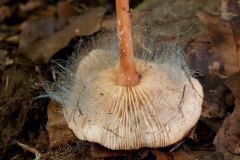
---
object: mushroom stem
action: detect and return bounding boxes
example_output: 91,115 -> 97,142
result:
116,0 -> 139,86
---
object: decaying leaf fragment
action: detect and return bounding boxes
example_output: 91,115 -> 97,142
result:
221,0 -> 240,20
21,7 -> 106,63
214,72 -> 240,158
46,100 -> 78,149
19,16 -> 55,54
198,12 -> 240,77
91,143 -> 134,158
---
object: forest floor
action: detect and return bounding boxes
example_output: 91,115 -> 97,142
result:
0,0 -> 240,159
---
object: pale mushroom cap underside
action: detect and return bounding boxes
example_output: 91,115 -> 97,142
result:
63,49 -> 203,150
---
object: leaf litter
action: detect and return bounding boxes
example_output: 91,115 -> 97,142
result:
19,6 -> 106,63
1,0 -> 240,159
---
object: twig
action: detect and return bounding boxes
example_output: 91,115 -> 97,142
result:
17,142 -> 39,155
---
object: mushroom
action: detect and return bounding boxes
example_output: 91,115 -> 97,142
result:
46,0 -> 203,150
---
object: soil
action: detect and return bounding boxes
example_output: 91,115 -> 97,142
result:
0,42 -> 48,159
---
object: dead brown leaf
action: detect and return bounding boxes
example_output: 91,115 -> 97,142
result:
213,72 -> 240,158
45,100 -> 78,150
213,101 -> 240,158
187,47 -> 228,133
91,143 -> 135,158
23,7 -> 106,63
149,149 -> 168,160
56,1 -> 79,29
226,72 -> 240,100
19,16 -> 55,54
19,1 -> 44,12
196,13 -> 240,148
221,0 -> 240,20
150,148 -> 213,160
198,12 -> 240,77
0,5 -> 11,22
203,152 -> 224,160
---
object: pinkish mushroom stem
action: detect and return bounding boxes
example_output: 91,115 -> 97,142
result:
116,0 -> 139,86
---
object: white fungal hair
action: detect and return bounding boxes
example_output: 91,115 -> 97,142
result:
44,30 -> 191,106
41,25 -> 203,150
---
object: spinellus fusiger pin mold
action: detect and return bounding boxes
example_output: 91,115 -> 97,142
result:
44,0 -> 203,150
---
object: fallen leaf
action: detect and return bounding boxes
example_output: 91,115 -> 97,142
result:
0,5 -> 11,22
45,100 -> 78,150
56,1 -> 79,29
39,4 -> 56,17
19,16 -> 55,54
19,1 -> 44,12
198,12 -> 240,77
187,48 -> 227,133
221,0 -> 240,20
91,143 -> 134,158
149,149 -> 168,160
226,72 -> 240,100
135,148 -> 149,159
150,148 -> 213,160
213,102 -> 240,158
213,72 -> 240,158
224,72 -> 240,154
23,7 -> 106,63
203,152 -> 224,160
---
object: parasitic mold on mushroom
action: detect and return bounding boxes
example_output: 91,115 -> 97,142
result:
44,0 -> 203,150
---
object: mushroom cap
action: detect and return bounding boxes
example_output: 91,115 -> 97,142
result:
63,49 -> 203,150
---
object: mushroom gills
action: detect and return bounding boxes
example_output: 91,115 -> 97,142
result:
63,49 -> 203,150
